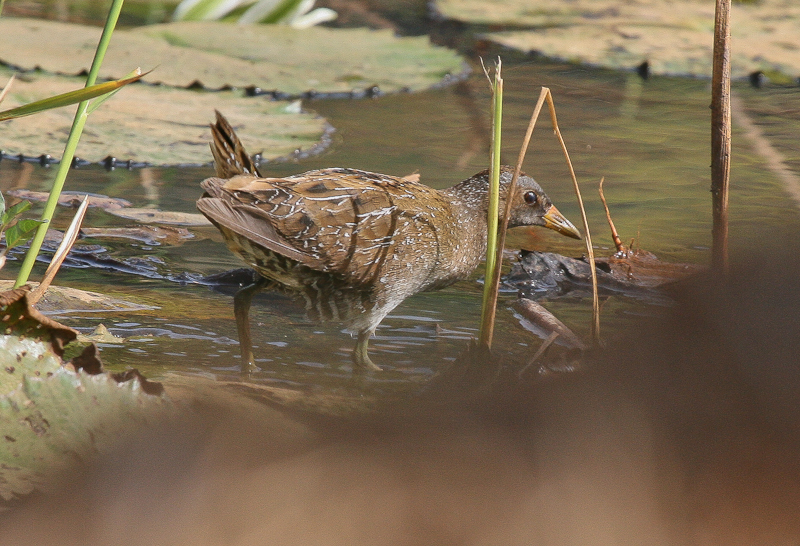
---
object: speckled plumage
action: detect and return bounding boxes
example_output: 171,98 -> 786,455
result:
197,111 -> 580,370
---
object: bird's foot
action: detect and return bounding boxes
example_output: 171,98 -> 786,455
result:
353,331 -> 382,371
355,353 -> 382,372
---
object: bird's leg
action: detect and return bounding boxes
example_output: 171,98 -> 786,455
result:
233,274 -> 269,374
352,329 -> 382,372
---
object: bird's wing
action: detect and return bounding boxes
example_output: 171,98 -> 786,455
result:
199,169 -> 445,286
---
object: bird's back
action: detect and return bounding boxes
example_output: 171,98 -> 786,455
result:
198,167 -> 472,331
200,167 -> 462,283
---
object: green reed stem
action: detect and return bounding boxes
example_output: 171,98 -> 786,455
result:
479,61 -> 503,348
14,0 -> 126,288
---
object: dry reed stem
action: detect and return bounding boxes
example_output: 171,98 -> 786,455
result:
544,89 -> 600,345
518,331 -> 560,378
483,86 -> 600,348
29,195 -> 90,304
598,177 -> 625,254
0,74 -> 14,106
711,0 -> 731,274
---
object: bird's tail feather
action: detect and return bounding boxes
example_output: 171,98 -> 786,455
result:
210,110 -> 262,179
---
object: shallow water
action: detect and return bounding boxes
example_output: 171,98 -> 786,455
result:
1,45 -> 799,390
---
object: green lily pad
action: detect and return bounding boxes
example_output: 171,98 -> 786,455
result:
0,67 -> 328,165
433,0 -> 800,79
0,335 -> 172,500
0,18 -> 466,95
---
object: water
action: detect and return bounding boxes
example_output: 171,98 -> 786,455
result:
1,31 -> 799,390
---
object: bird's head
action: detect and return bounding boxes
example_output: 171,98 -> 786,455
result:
458,166 -> 581,240
505,169 -> 581,239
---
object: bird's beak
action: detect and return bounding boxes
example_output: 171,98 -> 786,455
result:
542,205 -> 582,239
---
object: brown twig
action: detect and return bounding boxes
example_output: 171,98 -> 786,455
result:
544,90 -> 601,345
513,298 -> 587,351
0,74 -> 14,106
518,331 -> 560,378
711,0 -> 731,274
598,176 -> 626,254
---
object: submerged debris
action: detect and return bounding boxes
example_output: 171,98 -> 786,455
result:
503,249 -> 702,303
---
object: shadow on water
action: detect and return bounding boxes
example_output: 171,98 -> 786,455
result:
1,51 -> 799,389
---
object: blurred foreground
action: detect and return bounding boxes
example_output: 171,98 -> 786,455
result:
1,246 -> 799,545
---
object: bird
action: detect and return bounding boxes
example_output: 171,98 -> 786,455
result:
197,111 -> 581,371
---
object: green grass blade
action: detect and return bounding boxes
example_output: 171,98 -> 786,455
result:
0,71 -> 143,122
240,0 -> 300,23
86,69 -> 147,114
14,0 -> 127,288
479,61 -> 503,348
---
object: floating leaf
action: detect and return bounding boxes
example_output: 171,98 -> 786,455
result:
6,190 -> 211,226
433,0 -> 800,79
0,68 -> 329,165
0,18 -> 466,95
0,334 -> 173,500
0,288 -> 170,500
0,281 -> 158,314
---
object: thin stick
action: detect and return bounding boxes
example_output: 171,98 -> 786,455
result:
29,196 -> 90,304
544,89 -> 600,345
513,297 -> 587,351
711,0 -> 732,275
0,74 -> 14,106
518,331 -> 560,378
14,0 -> 125,288
478,59 -> 503,348
598,176 -> 625,253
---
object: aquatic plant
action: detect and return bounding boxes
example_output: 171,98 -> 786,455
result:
0,193 -> 41,271
0,0 -> 140,288
172,0 -> 337,28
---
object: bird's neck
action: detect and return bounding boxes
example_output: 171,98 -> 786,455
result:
440,175 -> 502,269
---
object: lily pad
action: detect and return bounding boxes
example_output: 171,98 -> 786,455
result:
80,226 -> 195,246
433,0 -> 800,79
7,189 -> 211,226
0,335 -> 172,500
0,67 -> 329,165
0,18 -> 467,95
0,281 -> 158,314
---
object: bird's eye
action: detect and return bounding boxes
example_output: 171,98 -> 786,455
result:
523,191 -> 538,205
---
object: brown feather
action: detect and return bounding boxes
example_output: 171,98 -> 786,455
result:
209,110 -> 262,179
